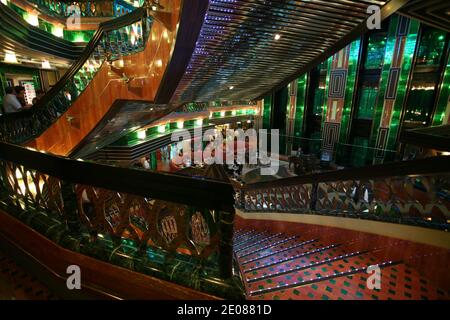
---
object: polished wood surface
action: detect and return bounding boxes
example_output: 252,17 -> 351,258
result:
0,209 -> 220,299
29,0 -> 181,156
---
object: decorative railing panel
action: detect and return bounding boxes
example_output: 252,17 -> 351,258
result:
0,8 -> 151,145
0,142 -> 243,298
26,0 -> 135,17
238,157 -> 450,231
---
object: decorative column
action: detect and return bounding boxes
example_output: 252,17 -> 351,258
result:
261,94 -> 272,130
432,50 -> 450,126
254,99 -> 264,131
292,74 -> 307,152
285,80 -> 297,155
371,16 -> 419,163
321,40 -> 361,160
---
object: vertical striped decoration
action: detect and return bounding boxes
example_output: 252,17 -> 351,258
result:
285,80 -> 298,154
321,41 -> 358,156
292,74 -> 308,151
254,99 -> 264,131
371,15 -> 419,162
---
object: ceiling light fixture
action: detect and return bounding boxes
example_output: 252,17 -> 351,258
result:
137,130 -> 146,139
25,12 -> 39,27
41,60 -> 51,69
52,25 -> 64,38
4,52 -> 18,63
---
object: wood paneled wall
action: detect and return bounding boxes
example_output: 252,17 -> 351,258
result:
29,0 -> 181,156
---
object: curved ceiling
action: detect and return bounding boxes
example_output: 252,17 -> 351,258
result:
398,0 -> 450,32
170,0 -> 409,104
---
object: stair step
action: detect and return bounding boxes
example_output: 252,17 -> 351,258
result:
235,233 -> 284,253
240,239 -> 318,269
245,243 -> 341,274
248,260 -> 398,297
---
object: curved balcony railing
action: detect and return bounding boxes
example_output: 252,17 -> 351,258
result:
0,141 -> 244,298
0,2 -> 84,60
26,0 -> 136,18
0,7 -> 152,145
175,100 -> 257,113
237,156 -> 450,231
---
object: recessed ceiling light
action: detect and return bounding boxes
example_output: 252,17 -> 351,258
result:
274,34 -> 281,40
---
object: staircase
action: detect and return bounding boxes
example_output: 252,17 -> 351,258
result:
233,228 -> 450,300
0,251 -> 56,300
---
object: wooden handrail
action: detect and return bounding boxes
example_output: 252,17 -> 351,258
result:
0,7 -> 146,121
0,141 -> 235,212
0,3 -> 84,60
243,156 -> 450,190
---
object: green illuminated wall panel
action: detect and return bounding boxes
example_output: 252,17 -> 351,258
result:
432,44 -> 450,126
292,74 -> 307,150
386,20 -> 419,151
339,39 -> 361,144
404,27 -> 447,125
370,16 -> 420,152
64,30 -> 95,43
357,86 -> 379,119
39,19 -> 53,33
319,57 -> 332,131
369,22 -> 396,148
150,152 -> 157,170
365,33 -> 387,70
262,95 -> 272,130
416,29 -> 447,66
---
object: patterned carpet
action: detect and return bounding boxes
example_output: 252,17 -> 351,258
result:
234,229 -> 450,300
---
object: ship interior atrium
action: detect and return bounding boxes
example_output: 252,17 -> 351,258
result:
0,0 -> 449,302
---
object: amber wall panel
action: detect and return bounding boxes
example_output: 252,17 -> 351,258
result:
30,0 -> 181,156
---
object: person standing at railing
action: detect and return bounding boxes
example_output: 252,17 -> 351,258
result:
14,86 -> 27,107
2,87 -> 23,114
32,89 -> 45,106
